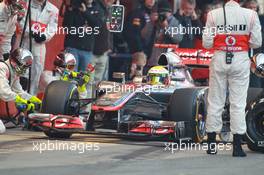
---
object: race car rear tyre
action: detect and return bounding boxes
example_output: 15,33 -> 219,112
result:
218,87 -> 262,143
41,80 -> 79,115
44,131 -> 72,139
247,88 -> 263,106
246,97 -> 264,153
168,88 -> 207,143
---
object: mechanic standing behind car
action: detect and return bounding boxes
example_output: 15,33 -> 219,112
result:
0,0 -> 23,61
17,0 -> 58,96
203,0 -> 262,157
0,48 -> 42,133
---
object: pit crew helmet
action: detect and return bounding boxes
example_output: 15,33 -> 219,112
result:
224,0 -> 240,2
54,52 -> 76,71
147,66 -> 170,85
251,53 -> 264,78
9,48 -> 33,76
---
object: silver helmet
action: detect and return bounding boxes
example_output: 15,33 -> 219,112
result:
54,52 -> 76,70
9,48 -> 33,75
251,53 -> 264,78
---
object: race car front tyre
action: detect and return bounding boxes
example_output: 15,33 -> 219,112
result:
246,98 -> 264,153
41,80 -> 79,115
167,88 -> 207,143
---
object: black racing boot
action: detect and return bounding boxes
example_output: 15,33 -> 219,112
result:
233,134 -> 247,157
206,132 -> 217,155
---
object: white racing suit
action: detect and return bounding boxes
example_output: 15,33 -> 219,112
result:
203,1 -> 262,134
19,0 -> 58,95
0,61 -> 32,133
0,2 -> 18,60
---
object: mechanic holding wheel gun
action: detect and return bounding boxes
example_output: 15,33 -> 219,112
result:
203,0 -> 262,157
53,52 -> 95,122
0,48 -> 42,133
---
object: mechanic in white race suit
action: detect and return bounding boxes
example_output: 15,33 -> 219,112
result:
0,0 -> 24,60
0,48 -> 42,133
18,0 -> 58,95
203,0 -> 262,157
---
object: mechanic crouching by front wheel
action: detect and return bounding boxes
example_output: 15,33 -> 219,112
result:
54,52 -> 94,123
0,48 -> 42,133
203,0 -> 262,157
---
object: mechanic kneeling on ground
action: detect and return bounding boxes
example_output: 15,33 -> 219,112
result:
203,0 -> 262,157
0,48 -> 42,133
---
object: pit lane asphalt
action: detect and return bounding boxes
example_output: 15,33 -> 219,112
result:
0,128 -> 263,175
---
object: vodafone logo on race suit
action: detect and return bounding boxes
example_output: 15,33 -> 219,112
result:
225,36 -> 237,46
31,21 -> 47,34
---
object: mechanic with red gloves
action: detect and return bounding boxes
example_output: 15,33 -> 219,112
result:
17,0 -> 59,96
203,0 -> 262,157
0,48 -> 42,133
0,0 -> 24,61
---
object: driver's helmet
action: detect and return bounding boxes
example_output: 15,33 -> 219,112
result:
9,48 -> 33,76
53,52 -> 76,71
251,53 -> 264,78
147,66 -> 170,85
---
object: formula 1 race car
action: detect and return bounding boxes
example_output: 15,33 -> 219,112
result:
28,45 -> 264,152
86,46 -> 213,142
29,45 -> 211,142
